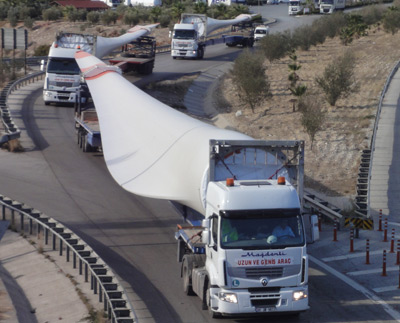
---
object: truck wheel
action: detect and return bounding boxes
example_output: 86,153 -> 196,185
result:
44,102 -> 50,106
197,48 -> 204,60
205,280 -> 221,318
182,259 -> 194,296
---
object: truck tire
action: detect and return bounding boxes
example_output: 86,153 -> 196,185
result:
182,258 -> 194,296
197,48 -> 204,60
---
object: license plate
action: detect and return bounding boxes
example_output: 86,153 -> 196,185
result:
255,307 -> 277,313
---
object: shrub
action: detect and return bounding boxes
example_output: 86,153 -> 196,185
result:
8,8 -> 18,27
299,93 -> 325,150
231,49 -> 271,113
34,44 -> 51,56
315,51 -> 358,106
42,7 -> 63,21
87,11 -> 100,24
260,31 -> 292,62
100,10 -> 118,25
159,13 -> 173,28
123,10 -> 140,26
382,7 -> 400,34
24,17 -> 35,29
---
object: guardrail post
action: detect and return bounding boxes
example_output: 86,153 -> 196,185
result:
45,228 -> 48,245
378,209 -> 382,231
93,276 -> 97,294
11,209 -> 14,226
73,253 -> 77,269
29,218 -> 33,234
99,287 -> 103,303
79,259 -> 82,275
318,214 -> 321,232
37,223 -> 41,238
52,233 -> 56,250
365,239 -> 370,264
104,297 -> 108,312
85,263 -> 88,283
2,205 -> 5,220
66,246 -> 70,262
59,239 -> 63,256
91,274 -> 94,290
20,213 -> 24,231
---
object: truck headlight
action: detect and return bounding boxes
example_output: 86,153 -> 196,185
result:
292,290 -> 308,301
218,292 -> 238,303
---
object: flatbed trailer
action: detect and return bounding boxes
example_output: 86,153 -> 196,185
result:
109,36 -> 155,75
74,85 -> 101,152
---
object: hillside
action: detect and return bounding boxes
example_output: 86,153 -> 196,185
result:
217,25 -> 400,208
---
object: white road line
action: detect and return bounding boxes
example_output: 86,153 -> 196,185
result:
322,250 -> 382,262
347,266 -> 399,276
310,255 -> 400,322
374,285 -> 400,293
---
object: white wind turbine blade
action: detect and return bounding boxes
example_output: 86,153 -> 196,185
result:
95,23 -> 159,58
75,51 -> 251,214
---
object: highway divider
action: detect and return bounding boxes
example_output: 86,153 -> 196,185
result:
0,71 -> 44,146
0,195 -> 137,322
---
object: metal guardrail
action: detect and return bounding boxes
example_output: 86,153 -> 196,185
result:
0,70 -> 45,146
303,191 -> 343,224
355,59 -> 400,219
0,195 -> 137,323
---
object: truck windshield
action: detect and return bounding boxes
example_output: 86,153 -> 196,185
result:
220,212 -> 305,249
255,30 -> 267,35
320,0 -> 333,3
47,58 -> 80,75
289,1 -> 300,5
173,30 -> 196,40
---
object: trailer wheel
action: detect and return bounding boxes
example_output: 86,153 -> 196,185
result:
182,258 -> 194,296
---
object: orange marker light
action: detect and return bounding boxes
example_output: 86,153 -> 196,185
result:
226,178 -> 234,186
277,176 -> 286,185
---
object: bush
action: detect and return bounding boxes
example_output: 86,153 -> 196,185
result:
87,11 -> 100,24
123,10 -> 140,26
34,44 -> 51,56
359,4 -> 385,25
260,31 -> 292,62
315,51 -> 358,106
0,3 -> 10,20
231,49 -> 271,112
299,92 -> 325,150
7,8 -> 18,27
159,13 -> 173,28
42,7 -> 63,21
100,10 -> 118,25
382,7 -> 400,34
24,17 -> 35,29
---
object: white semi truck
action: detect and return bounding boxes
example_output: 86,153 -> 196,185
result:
171,13 -> 256,60
41,24 -> 157,106
74,52 -> 319,318
320,0 -> 345,13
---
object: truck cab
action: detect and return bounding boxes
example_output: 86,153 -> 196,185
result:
254,25 -> 270,41
198,178 -> 311,316
171,23 -> 204,59
320,0 -> 345,13
42,46 -> 81,106
288,0 -> 304,15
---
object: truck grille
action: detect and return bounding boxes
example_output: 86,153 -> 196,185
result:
56,82 -> 73,87
246,267 -> 283,279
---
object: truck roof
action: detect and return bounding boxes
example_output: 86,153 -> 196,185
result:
173,23 -> 197,30
207,179 -> 301,211
48,45 -> 79,59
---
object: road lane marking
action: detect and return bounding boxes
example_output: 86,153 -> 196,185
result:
310,255 -> 400,322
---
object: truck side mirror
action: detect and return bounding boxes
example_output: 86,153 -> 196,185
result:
310,214 -> 319,242
40,59 -> 45,72
202,219 -> 210,245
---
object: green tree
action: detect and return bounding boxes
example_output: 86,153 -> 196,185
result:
7,7 -> 18,27
171,3 -> 185,21
150,6 -> 162,22
231,50 -> 271,113
87,11 -> 100,24
299,93 -> 325,150
260,31 -> 292,62
315,51 -> 358,106
101,10 -> 118,25
382,7 -> 400,35
288,50 -> 307,112
193,2 -> 208,14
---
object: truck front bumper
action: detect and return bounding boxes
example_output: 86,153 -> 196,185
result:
209,286 -> 309,316
171,49 -> 197,58
43,90 -> 77,105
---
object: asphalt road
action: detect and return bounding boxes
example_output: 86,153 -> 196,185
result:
1,4 -> 399,323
